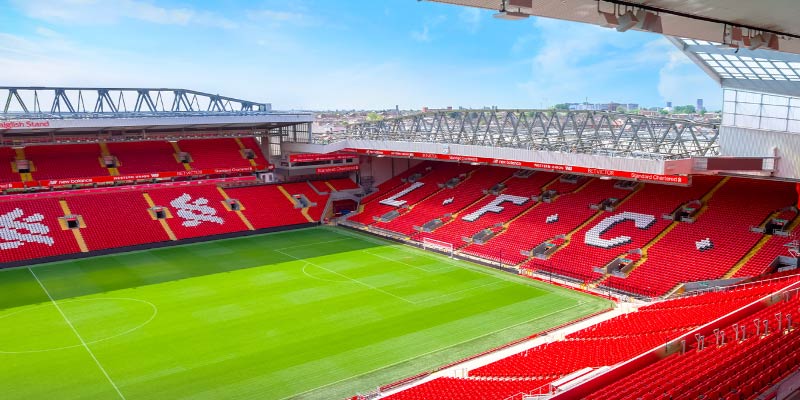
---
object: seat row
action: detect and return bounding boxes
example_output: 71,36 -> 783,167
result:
0,138 -> 268,182
0,178 -> 345,264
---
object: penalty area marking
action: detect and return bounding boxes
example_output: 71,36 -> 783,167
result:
28,268 -> 127,400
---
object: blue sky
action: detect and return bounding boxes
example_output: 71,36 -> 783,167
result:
0,0 -> 722,110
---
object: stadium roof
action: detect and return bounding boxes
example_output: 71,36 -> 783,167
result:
0,87 -> 313,136
669,37 -> 800,97
428,1 -> 800,55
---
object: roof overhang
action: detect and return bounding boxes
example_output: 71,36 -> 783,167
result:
428,0 -> 800,55
0,112 -> 314,136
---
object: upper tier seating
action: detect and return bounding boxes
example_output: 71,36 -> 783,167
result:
178,138 -> 254,169
0,147 -> 20,183
109,141 -> 185,174
26,144 -> 109,180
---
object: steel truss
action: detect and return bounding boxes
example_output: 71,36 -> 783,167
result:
1,87 -> 271,118
340,109 -> 719,160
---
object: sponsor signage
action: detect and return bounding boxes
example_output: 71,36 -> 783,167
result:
344,148 -> 689,185
316,164 -> 360,174
288,152 -> 355,163
0,166 -> 270,189
0,120 -> 51,129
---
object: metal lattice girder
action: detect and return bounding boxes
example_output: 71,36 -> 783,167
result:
339,109 -> 719,160
0,87 -> 271,117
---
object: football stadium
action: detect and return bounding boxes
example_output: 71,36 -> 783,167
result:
3,1 -> 800,399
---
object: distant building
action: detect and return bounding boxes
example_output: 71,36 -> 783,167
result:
696,98 -> 704,112
666,101 -> 673,108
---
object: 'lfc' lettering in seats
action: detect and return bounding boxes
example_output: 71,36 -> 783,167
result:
584,212 -> 656,249
170,194 -> 225,227
462,194 -> 529,222
0,208 -> 55,249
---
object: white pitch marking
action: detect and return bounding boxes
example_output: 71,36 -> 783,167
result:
28,268 -> 127,400
275,238 -> 353,251
274,249 -> 416,304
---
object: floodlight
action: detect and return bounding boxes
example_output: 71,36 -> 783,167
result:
616,10 -> 638,32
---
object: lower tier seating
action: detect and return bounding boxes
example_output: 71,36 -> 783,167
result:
383,377 -> 551,400
0,197 -> 83,263
382,277 -> 800,400
0,181 -> 327,264
586,280 -> 800,400
65,191 -> 170,250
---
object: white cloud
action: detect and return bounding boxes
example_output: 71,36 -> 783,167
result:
410,15 -> 447,43
246,9 -> 320,27
10,0 -> 238,29
411,26 -> 431,42
458,8 -> 482,33
658,47 -> 722,109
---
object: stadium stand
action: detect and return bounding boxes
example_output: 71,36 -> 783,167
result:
0,146 -> 21,183
383,377 -> 551,400
0,197 -> 83,263
383,277 -> 800,400
326,178 -> 360,191
350,162 -> 474,225
375,166 -> 515,236
109,141 -> 186,174
225,184 -> 312,229
65,191 -> 171,250
351,166 -> 800,297
26,144 -> 109,180
0,180 -> 329,265
462,177 -> 631,265
178,138 -> 255,169
585,281 -> 800,400
145,185 -> 250,239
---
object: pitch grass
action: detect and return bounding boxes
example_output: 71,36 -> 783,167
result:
0,226 -> 609,400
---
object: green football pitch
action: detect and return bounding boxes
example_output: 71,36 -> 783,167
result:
0,226 -> 609,400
